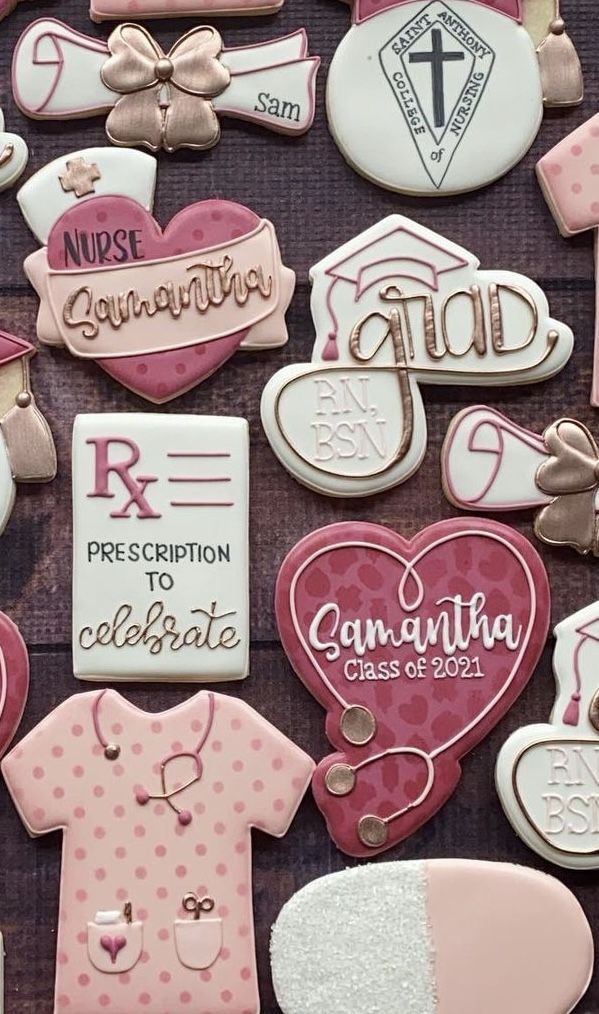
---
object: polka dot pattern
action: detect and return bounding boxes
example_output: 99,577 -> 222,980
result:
2,689 -> 314,1012
538,112 -> 599,234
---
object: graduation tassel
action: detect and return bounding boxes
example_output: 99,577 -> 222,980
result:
537,0 -> 583,108
0,356 -> 57,483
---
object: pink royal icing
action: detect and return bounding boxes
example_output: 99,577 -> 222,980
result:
352,0 -> 521,29
1,689 -> 314,1014
275,518 -> 550,857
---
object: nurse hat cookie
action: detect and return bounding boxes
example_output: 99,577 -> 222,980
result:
73,414 -> 249,682
12,20 -> 319,152
261,215 -> 574,497
20,158 -> 294,404
0,332 -> 56,536
496,601 -> 599,869
18,147 -> 157,244
537,112 -> 599,408
326,0 -> 582,196
275,519 -> 550,856
0,108 -> 28,192
0,612 -> 29,760
442,406 -> 599,557
271,861 -> 594,1014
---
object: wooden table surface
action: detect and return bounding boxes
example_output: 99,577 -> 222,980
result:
0,0 -> 598,1011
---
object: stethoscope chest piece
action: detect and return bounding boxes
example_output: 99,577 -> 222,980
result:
325,763 -> 356,796
358,815 -> 388,848
340,705 -> 376,746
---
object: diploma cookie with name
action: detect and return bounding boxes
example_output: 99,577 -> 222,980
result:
271,861 -> 594,1014
12,20 -> 319,151
442,405 -> 599,557
261,215 -> 574,497
20,155 -> 295,403
275,518 -> 550,857
72,413 -> 250,682
496,601 -> 599,869
325,0 -> 582,196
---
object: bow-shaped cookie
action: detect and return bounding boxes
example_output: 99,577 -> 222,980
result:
535,419 -> 599,555
101,24 -> 230,153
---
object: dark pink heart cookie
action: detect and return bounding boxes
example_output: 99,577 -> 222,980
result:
0,612 -> 29,758
47,198 -> 267,403
276,518 -> 550,857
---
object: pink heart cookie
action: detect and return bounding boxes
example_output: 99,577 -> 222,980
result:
27,196 -> 294,403
276,518 -> 550,856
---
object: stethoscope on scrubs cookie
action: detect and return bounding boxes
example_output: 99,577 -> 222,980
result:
92,690 -> 215,826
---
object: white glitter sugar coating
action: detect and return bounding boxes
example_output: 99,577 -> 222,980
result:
270,861 -> 437,1014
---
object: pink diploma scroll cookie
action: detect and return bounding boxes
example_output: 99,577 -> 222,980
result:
537,112 -> 599,408
497,601 -> 599,869
72,414 -> 250,683
12,21 -> 319,152
261,215 -> 574,497
0,331 -> 56,536
1,689 -> 314,1014
442,405 -> 599,557
325,0 -> 582,196
20,151 -> 295,404
275,518 -> 550,857
0,612 -> 29,760
271,861 -> 594,1014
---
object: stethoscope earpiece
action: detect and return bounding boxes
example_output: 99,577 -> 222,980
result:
358,815 -> 388,848
340,705 -> 376,746
325,763 -> 356,796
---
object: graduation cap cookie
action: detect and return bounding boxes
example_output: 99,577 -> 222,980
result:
19,147 -> 295,404
326,0 -> 583,195
261,215 -> 574,497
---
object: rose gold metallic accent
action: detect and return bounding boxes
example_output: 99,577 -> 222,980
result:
104,743 -> 121,760
441,285 -> 487,357
489,283 -> 538,354
339,704 -> 376,746
589,693 -> 599,733
101,24 -> 230,153
324,763 -> 356,796
537,1 -> 583,107
0,143 -> 14,168
124,901 -> 132,924
357,815 -> 388,848
0,357 -> 57,483
534,418 -> 599,556
59,157 -> 101,197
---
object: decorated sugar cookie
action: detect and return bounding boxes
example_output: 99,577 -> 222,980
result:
0,331 -> 56,535
275,519 -> 549,857
0,612 -> 29,760
537,111 -> 599,408
496,601 -> 599,869
2,688 -> 314,1013
261,215 -> 573,497
272,862 -> 594,1014
326,0 -> 582,195
89,0 -> 289,22
73,414 -> 249,682
12,21 -> 319,151
0,108 -> 27,192
20,150 -> 294,403
442,405 -> 599,557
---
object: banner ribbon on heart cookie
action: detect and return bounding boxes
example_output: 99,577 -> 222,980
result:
275,519 -> 550,857
12,21 -> 319,152
19,155 -> 295,403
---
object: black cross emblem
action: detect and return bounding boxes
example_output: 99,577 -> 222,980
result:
409,28 -> 465,129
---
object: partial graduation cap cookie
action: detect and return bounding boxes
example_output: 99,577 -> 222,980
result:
261,214 -> 574,498
497,600 -> 599,869
0,331 -> 56,537
271,861 -> 594,1014
325,0 -> 582,196
12,20 -> 319,153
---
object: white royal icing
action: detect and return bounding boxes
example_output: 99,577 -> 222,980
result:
326,0 -> 543,195
17,147 -> 157,244
261,215 -> 574,498
72,414 -> 250,683
497,601 -> 599,870
0,109 -> 28,193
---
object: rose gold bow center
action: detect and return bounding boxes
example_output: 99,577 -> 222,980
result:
155,57 -> 174,82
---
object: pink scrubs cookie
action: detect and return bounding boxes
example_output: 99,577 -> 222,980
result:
275,518 -> 550,856
537,112 -> 599,406
271,860 -> 594,1014
2,689 -> 314,1014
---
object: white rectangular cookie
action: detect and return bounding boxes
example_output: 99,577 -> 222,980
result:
72,414 -> 249,682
